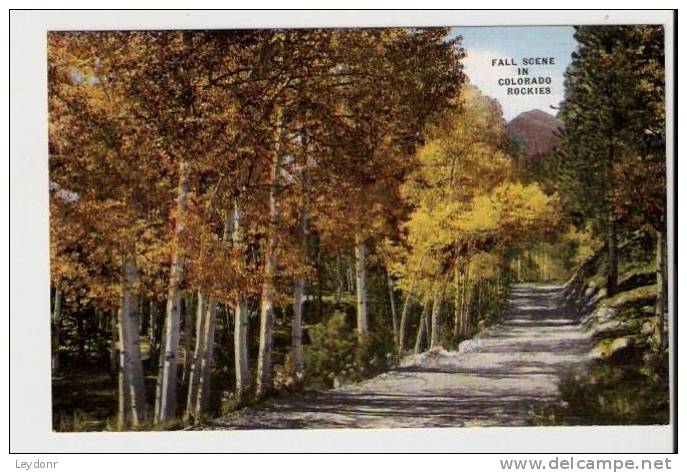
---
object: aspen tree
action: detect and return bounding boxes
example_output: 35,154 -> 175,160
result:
256,111 -> 285,400
232,202 -> 251,404
118,254 -> 147,428
158,157 -> 190,422
292,169 -> 309,386
185,290 -> 206,419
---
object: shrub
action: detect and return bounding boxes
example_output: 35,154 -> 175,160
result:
303,311 -> 356,389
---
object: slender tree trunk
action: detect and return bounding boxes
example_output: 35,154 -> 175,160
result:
414,298 -> 430,354
256,120 -> 283,400
397,296 -> 414,357
458,281 -> 467,337
148,301 -> 158,364
315,239 -> 324,319
453,263 -> 462,338
607,212 -> 619,297
232,202 -> 250,404
347,263 -> 354,293
656,228 -> 668,350
464,289 -> 473,338
354,234 -> 368,339
477,283 -> 483,324
153,312 -> 167,422
234,295 -> 250,402
459,260 -> 472,338
158,157 -> 189,423
398,254 -> 425,356
117,308 -> 131,430
118,254 -> 147,428
423,302 -> 431,350
110,309 -> 118,375
191,209 -> 233,417
387,271 -> 399,351
461,277 -> 474,339
335,253 -> 343,305
292,170 -> 309,386
185,290 -> 206,419
149,301 -> 156,348
195,298 -> 217,418
292,276 -> 306,385
51,279 -> 63,374
430,283 -> 444,349
181,296 -> 194,385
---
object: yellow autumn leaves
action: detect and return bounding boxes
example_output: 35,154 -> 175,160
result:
391,86 -> 561,297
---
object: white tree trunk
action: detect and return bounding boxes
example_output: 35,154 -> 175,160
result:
153,312 -> 166,422
158,157 -> 189,423
398,254 -> 425,356
414,297 -> 430,354
256,115 -> 284,400
234,295 -> 250,402
118,254 -> 147,428
186,208 -> 235,419
292,170 -> 309,386
195,298 -> 217,417
117,307 -> 131,430
397,293 -> 414,356
292,278 -> 305,386
256,137 -> 283,399
354,234 -> 368,339
191,208 -> 233,418
185,290 -> 206,419
232,202 -> 251,404
386,271 -> 399,351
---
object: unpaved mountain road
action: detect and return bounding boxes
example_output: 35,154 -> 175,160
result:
204,284 -> 591,429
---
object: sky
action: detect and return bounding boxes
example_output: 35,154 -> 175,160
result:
448,26 -> 578,121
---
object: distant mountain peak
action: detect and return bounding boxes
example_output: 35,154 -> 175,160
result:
507,109 -> 563,160
517,109 -> 554,119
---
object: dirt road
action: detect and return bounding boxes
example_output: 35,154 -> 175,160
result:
204,284 -> 590,429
